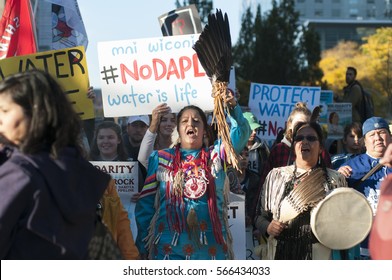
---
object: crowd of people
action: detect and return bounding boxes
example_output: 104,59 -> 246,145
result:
0,65 -> 391,260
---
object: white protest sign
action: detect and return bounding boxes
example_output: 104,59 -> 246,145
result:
97,34 -> 213,117
248,83 -> 321,140
228,193 -> 246,260
90,161 -> 139,240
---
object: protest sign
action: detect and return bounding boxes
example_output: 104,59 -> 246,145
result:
248,83 -> 321,140
0,46 -> 94,120
90,161 -> 139,240
158,4 -> 202,36
246,226 -> 266,260
97,34 -> 213,117
228,193 -> 246,260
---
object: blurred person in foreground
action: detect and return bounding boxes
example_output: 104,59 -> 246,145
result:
369,143 -> 392,260
0,70 -> 111,259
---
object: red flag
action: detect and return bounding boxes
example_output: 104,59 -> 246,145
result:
0,0 -> 37,59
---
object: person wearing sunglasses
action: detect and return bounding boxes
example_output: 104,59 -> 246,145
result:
255,121 -> 347,260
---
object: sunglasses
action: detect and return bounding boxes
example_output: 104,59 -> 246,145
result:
294,135 -> 319,142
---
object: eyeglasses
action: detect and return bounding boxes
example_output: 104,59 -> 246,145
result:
294,135 -> 319,142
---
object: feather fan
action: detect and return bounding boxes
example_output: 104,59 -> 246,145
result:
279,168 -> 327,223
193,9 -> 240,170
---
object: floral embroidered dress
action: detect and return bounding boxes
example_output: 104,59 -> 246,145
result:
135,105 -> 250,260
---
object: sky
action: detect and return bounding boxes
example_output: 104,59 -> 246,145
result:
77,0 -> 272,88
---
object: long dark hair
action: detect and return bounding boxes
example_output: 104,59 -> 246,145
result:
176,105 -> 214,147
328,112 -> 338,124
0,70 -> 82,158
89,121 -> 128,161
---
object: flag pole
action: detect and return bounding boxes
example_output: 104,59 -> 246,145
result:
27,0 -> 39,52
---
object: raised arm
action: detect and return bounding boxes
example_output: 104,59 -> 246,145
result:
138,103 -> 171,169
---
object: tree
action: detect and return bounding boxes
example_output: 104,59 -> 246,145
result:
361,28 -> 392,117
298,25 -> 325,87
319,28 -> 392,118
175,0 -> 213,25
319,41 -> 363,98
232,8 -> 255,76
231,7 -> 255,106
264,0 -> 302,85
232,0 -> 323,105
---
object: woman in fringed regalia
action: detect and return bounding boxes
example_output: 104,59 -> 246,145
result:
255,121 -> 347,260
135,91 -> 250,260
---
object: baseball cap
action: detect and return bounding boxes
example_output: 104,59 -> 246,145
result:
127,115 -> 150,126
243,112 -> 261,131
362,117 -> 390,136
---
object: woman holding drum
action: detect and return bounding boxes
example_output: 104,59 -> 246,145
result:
255,121 -> 348,260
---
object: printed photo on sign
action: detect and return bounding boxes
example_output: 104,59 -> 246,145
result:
325,103 -> 352,140
158,4 -> 202,36
97,34 -> 213,117
319,90 -> 334,124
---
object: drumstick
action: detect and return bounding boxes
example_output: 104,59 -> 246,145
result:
360,163 -> 382,181
353,163 -> 383,190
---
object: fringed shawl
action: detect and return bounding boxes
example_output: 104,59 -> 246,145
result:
261,165 -> 348,259
262,165 -> 347,220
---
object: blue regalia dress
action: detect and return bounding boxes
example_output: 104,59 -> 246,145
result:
135,105 -> 250,260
